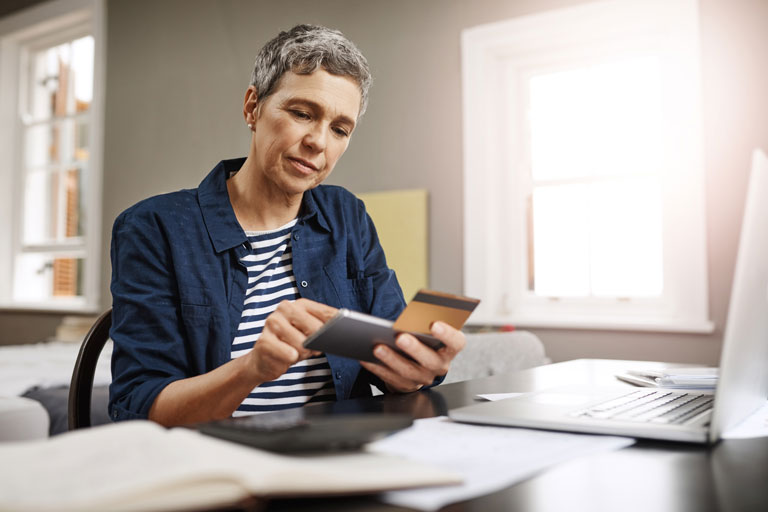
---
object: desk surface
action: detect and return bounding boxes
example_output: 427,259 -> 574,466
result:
266,359 -> 767,512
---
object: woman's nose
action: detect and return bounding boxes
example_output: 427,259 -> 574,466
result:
302,124 -> 327,152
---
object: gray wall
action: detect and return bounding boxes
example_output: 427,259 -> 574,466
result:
2,0 -> 767,365
0,0 -> 47,18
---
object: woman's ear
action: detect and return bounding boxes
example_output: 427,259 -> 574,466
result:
243,85 -> 259,126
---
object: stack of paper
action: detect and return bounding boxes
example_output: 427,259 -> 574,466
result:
616,367 -> 718,389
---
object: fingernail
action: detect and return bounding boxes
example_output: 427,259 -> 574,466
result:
399,335 -> 413,348
432,321 -> 444,335
375,346 -> 386,356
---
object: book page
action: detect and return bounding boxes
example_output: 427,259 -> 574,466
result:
0,420 -> 460,512
0,421 -> 256,512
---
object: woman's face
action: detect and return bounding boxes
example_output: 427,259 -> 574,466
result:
245,69 -> 361,199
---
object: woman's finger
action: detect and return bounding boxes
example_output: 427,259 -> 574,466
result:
360,360 -> 423,393
393,333 -> 449,376
430,321 -> 466,359
370,344 -> 437,388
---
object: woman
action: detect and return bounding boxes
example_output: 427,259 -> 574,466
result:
109,24 -> 466,427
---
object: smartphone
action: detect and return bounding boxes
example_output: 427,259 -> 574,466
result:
303,309 -> 444,362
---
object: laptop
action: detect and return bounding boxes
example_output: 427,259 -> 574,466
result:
450,149 -> 768,444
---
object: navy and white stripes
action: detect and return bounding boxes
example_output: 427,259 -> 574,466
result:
232,219 -> 335,416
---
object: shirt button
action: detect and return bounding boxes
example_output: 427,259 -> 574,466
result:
335,371 -> 341,379
301,280 -> 308,288
293,233 -> 300,241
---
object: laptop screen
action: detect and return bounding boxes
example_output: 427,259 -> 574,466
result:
709,149 -> 768,442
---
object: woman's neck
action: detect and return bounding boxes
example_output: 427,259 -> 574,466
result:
226,157 -> 302,232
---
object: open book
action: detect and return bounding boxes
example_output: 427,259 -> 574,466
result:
0,420 -> 461,512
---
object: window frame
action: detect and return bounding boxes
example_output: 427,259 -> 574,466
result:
0,0 -> 106,313
461,0 -> 713,333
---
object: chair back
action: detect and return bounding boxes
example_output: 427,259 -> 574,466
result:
68,308 -> 112,430
441,330 -> 549,384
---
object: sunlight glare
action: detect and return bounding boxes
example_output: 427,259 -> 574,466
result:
528,56 -> 666,298
529,56 -> 664,182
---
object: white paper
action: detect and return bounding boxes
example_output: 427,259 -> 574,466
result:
368,416 -> 634,511
475,392 -> 524,401
626,367 -> 718,386
645,367 -> 718,378
721,400 -> 768,439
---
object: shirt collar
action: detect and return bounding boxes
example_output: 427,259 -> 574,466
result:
300,186 -> 332,233
198,158 -> 330,254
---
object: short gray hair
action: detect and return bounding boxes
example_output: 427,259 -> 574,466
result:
250,24 -> 372,117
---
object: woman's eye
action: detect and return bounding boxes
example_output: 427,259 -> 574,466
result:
333,127 -> 350,137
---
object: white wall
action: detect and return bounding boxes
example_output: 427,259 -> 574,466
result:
2,0 -> 767,365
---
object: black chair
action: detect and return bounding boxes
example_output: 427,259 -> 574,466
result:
68,308 -> 112,430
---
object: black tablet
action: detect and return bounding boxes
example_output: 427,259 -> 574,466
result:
303,309 -> 444,362
195,408 -> 413,452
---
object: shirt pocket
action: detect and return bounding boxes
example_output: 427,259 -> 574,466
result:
178,284 -> 212,307
324,267 -> 373,312
179,304 -> 216,343
178,303 -> 224,375
347,275 -> 374,312
180,303 -> 212,319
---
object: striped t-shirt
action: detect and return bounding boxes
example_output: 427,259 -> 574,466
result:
232,219 -> 335,416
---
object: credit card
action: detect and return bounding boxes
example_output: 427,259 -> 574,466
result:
392,289 -> 480,334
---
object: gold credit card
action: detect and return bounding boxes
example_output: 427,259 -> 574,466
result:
392,289 -> 480,334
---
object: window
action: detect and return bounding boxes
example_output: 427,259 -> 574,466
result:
0,0 -> 105,311
462,0 -> 712,332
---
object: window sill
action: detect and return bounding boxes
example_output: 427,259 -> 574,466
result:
468,316 -> 715,334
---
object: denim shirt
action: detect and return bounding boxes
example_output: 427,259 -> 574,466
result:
108,158 -> 410,421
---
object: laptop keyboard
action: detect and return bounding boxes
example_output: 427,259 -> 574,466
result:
573,389 -> 714,425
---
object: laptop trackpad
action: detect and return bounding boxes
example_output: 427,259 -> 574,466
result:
527,392 -> 601,406
518,386 -> 632,409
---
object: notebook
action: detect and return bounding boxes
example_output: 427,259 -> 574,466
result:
450,149 -> 768,444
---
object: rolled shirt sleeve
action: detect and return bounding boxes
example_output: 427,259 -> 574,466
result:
109,208 -> 190,421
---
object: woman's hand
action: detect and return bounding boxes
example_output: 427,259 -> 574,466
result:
149,298 -> 336,427
360,321 -> 466,393
246,298 -> 337,383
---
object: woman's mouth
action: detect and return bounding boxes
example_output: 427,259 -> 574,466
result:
287,157 -> 319,175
